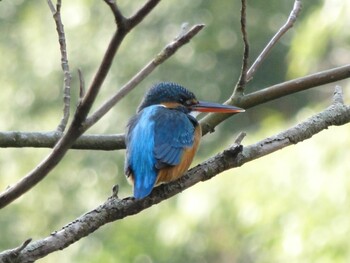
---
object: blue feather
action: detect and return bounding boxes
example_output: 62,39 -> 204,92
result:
126,105 -> 159,199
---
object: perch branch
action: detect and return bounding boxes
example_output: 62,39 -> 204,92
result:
1,86 -> 349,263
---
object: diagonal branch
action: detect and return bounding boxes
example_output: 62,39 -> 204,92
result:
200,63 -> 350,135
1,87 -> 348,263
84,24 -> 205,129
128,0 -> 161,28
246,0 -> 302,81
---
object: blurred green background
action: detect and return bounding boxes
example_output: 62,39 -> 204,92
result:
1,0 -> 350,262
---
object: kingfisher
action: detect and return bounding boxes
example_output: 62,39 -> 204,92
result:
125,82 -> 244,199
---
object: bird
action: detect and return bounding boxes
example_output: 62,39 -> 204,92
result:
124,82 -> 244,199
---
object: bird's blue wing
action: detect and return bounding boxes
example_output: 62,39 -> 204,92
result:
152,107 -> 196,169
125,106 -> 159,199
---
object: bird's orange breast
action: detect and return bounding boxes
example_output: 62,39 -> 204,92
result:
156,124 -> 201,184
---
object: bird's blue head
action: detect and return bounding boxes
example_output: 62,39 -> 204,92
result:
137,82 -> 197,112
137,82 -> 245,114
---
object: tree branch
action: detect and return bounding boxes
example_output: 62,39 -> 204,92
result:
103,0 -> 126,27
1,86 -> 348,263
233,0 -> 249,95
200,63 -> 350,135
246,0 -> 302,81
0,132 -> 125,150
128,0 -> 161,28
47,0 -> 72,133
84,24 -> 205,129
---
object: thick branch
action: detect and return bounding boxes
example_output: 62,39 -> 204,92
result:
2,87 -> 349,263
0,132 -> 125,150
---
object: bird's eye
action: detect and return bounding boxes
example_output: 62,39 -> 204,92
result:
184,99 -> 196,106
179,98 -> 185,104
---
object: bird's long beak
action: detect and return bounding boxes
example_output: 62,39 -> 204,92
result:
191,101 -> 245,113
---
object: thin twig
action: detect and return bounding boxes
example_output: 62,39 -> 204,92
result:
233,0 -> 249,96
103,0 -> 126,27
128,0 -> 161,28
48,0 -> 72,133
2,87 -> 349,262
246,0 -> 302,81
46,0 -> 55,13
333,85 -> 344,104
234,131 -> 246,145
84,24 -> 205,129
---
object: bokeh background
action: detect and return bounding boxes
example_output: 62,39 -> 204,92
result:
1,0 -> 350,262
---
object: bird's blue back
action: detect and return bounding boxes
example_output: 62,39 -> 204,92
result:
125,105 -> 196,199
